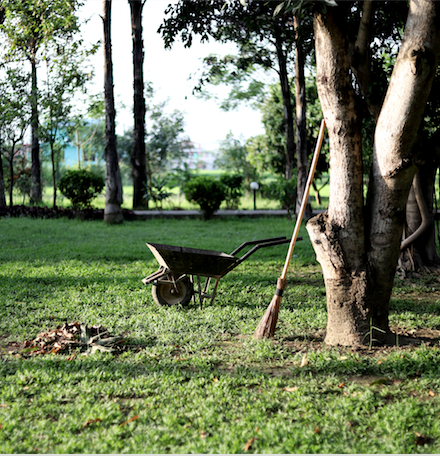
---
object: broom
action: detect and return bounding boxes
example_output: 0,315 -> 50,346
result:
254,119 -> 326,339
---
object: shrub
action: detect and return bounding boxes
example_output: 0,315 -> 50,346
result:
58,169 -> 105,209
144,175 -> 173,209
219,173 -> 243,210
184,176 -> 226,219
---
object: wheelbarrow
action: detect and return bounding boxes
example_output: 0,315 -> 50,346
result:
142,236 -> 302,307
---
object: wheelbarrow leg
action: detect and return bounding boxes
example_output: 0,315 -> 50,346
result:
209,278 -> 221,306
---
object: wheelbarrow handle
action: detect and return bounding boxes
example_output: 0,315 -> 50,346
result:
230,236 -> 288,256
234,237 -> 303,265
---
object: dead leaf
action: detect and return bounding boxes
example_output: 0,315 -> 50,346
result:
300,355 -> 308,368
0,404 -> 8,408
283,386 -> 298,392
314,426 -> 320,434
244,437 -> 255,451
82,418 -> 102,429
120,415 -> 139,427
200,430 -> 207,439
429,389 -> 436,397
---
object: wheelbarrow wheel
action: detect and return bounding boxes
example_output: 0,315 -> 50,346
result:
152,276 -> 194,307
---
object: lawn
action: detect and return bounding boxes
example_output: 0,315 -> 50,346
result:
1,216 -> 440,453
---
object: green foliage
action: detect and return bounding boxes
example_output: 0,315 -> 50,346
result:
261,176 -> 297,214
184,175 -> 226,219
219,173 -> 243,209
58,169 -> 104,209
144,175 -> 173,209
216,133 -> 257,184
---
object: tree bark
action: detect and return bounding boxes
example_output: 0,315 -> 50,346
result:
294,13 -> 312,220
0,141 -> 5,207
274,22 -> 295,181
103,0 -> 123,224
29,56 -> 42,205
307,0 -> 440,347
307,6 -> 367,346
366,0 -> 440,331
129,0 -> 148,210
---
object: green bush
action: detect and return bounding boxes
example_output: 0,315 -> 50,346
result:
219,173 -> 243,209
184,176 -> 226,219
58,169 -> 105,209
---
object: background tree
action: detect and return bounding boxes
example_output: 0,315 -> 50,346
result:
0,0 -> 84,205
0,67 -> 30,207
129,0 -> 148,209
39,40 -> 97,208
145,100 -> 189,177
102,0 -> 123,224
215,133 -> 256,186
160,0 -> 314,211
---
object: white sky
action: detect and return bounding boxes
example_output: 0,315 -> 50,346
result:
79,0 -> 265,151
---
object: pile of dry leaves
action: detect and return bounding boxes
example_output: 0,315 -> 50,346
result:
5,322 -> 125,357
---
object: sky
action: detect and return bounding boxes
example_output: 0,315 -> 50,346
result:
79,0 -> 265,151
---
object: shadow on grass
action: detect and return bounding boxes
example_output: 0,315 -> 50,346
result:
2,340 -> 440,386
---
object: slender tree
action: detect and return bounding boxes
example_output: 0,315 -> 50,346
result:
0,0 -> 84,205
129,0 -> 148,209
40,41 -> 96,208
102,0 -> 123,223
160,0 -> 303,181
293,12 -> 312,219
0,67 -> 31,207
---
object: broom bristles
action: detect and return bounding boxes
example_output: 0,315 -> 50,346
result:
253,293 -> 282,339
254,277 -> 286,339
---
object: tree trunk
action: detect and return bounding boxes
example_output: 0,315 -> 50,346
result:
274,22 -> 295,181
103,0 -> 123,224
294,13 -> 312,220
8,153 -> 13,208
29,57 -> 42,205
129,0 -> 148,210
400,153 -> 440,272
307,0 -> 440,347
0,143 -> 5,207
366,0 -> 440,333
307,6 -> 368,346
50,142 -> 57,208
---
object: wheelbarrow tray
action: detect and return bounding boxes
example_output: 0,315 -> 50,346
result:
146,242 -> 237,279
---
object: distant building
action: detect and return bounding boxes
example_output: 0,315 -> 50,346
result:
178,141 -> 218,170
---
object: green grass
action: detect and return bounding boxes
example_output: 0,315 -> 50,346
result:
1,217 -> 440,453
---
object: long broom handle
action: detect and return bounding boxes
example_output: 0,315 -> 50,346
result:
280,119 -> 326,279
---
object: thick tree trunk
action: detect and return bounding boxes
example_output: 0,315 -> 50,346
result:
29,58 -> 42,205
103,0 -> 123,224
307,0 -> 440,347
294,14 -> 312,220
129,0 -> 148,210
274,22 -> 295,181
307,7 -> 368,346
366,0 -> 440,332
